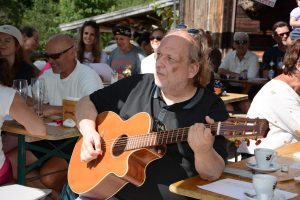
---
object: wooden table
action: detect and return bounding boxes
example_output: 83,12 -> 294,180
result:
169,142 -> 300,199
220,93 -> 248,104
2,117 -> 80,185
217,78 -> 268,94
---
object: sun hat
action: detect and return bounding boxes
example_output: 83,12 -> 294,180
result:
233,32 -> 249,42
112,25 -> 131,38
0,25 -> 23,45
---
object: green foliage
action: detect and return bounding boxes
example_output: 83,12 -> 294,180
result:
109,0 -> 153,12
2,0 -> 175,50
152,2 -> 179,30
22,0 -> 60,50
0,0 -> 33,25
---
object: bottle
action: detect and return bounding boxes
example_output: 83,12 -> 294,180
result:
268,68 -> 275,80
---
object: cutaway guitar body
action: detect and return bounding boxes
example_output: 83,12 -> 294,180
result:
68,111 -> 165,200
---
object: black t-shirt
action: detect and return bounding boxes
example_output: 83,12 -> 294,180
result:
90,74 -> 229,200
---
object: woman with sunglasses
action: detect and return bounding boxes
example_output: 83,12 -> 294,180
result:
0,25 -> 35,85
141,28 -> 165,74
77,20 -> 112,83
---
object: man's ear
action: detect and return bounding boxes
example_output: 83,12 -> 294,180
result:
188,62 -> 200,78
296,60 -> 300,71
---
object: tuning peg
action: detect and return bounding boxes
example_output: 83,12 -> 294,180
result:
234,140 -> 242,148
245,138 -> 250,146
255,139 -> 262,146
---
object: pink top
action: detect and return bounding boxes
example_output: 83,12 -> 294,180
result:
39,63 -> 51,76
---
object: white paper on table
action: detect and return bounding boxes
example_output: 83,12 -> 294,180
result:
290,162 -> 300,169
197,178 -> 298,200
85,63 -> 112,83
0,184 -> 51,200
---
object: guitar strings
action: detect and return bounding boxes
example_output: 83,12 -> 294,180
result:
94,122 -> 262,150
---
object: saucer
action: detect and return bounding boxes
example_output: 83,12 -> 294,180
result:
244,190 -> 285,200
246,162 -> 281,173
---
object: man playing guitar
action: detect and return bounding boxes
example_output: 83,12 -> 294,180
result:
65,29 -> 229,200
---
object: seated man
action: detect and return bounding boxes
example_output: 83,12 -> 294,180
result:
8,34 -> 103,199
261,21 -> 290,78
218,32 -> 259,113
60,29 -> 229,200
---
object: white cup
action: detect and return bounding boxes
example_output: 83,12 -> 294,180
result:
253,174 -> 277,200
31,78 -> 45,117
254,148 -> 277,169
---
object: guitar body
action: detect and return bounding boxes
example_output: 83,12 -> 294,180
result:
68,111 -> 165,200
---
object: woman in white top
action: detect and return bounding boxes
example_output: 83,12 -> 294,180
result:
238,39 -> 300,155
141,28 -> 165,74
0,58 -> 46,185
77,20 -> 112,83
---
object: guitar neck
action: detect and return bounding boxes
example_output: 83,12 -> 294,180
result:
124,118 -> 268,151
125,123 -> 222,150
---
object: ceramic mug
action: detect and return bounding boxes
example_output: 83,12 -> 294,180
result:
254,148 -> 277,169
253,174 -> 277,200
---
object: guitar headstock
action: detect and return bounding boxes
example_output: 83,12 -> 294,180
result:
217,117 -> 269,142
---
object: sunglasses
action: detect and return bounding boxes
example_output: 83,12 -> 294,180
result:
187,28 -> 200,34
149,36 -> 163,41
276,32 -> 289,37
44,45 -> 74,60
234,40 -> 248,45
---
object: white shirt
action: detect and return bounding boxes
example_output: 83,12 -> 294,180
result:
238,80 -> 300,154
39,60 -> 103,106
141,53 -> 156,74
219,50 -> 259,78
83,51 -> 109,64
0,85 -> 15,168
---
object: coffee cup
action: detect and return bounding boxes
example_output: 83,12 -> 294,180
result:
253,174 -> 277,200
63,97 -> 79,122
254,148 -> 277,169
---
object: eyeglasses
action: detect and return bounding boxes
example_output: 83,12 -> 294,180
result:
187,28 -> 200,34
276,32 -> 289,37
149,36 -> 163,41
234,40 -> 248,45
44,45 -> 74,60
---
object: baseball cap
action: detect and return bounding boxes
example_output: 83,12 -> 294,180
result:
112,25 -> 131,38
0,25 -> 23,45
233,32 -> 249,42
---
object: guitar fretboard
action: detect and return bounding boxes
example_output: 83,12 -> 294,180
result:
122,120 -> 266,151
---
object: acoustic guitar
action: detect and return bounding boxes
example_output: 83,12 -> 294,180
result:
68,111 -> 268,200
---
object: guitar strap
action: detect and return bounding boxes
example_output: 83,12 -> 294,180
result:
152,86 -> 205,132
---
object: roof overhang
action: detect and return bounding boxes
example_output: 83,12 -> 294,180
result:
59,0 -> 179,31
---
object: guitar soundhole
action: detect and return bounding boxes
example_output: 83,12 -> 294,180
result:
112,134 -> 128,157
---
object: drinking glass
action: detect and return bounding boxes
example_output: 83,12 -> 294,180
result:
31,78 -> 45,117
12,79 -> 28,102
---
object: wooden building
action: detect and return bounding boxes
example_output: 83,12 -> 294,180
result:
182,0 -> 296,58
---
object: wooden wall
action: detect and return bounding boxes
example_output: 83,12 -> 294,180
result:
182,0 -> 296,57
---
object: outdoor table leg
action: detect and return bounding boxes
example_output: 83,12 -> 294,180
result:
17,135 -> 26,185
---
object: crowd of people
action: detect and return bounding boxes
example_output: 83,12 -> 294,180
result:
0,11 -> 300,199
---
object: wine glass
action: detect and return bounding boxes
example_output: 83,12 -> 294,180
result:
12,79 -> 28,102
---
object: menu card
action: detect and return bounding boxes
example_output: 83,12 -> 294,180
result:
197,178 -> 298,200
